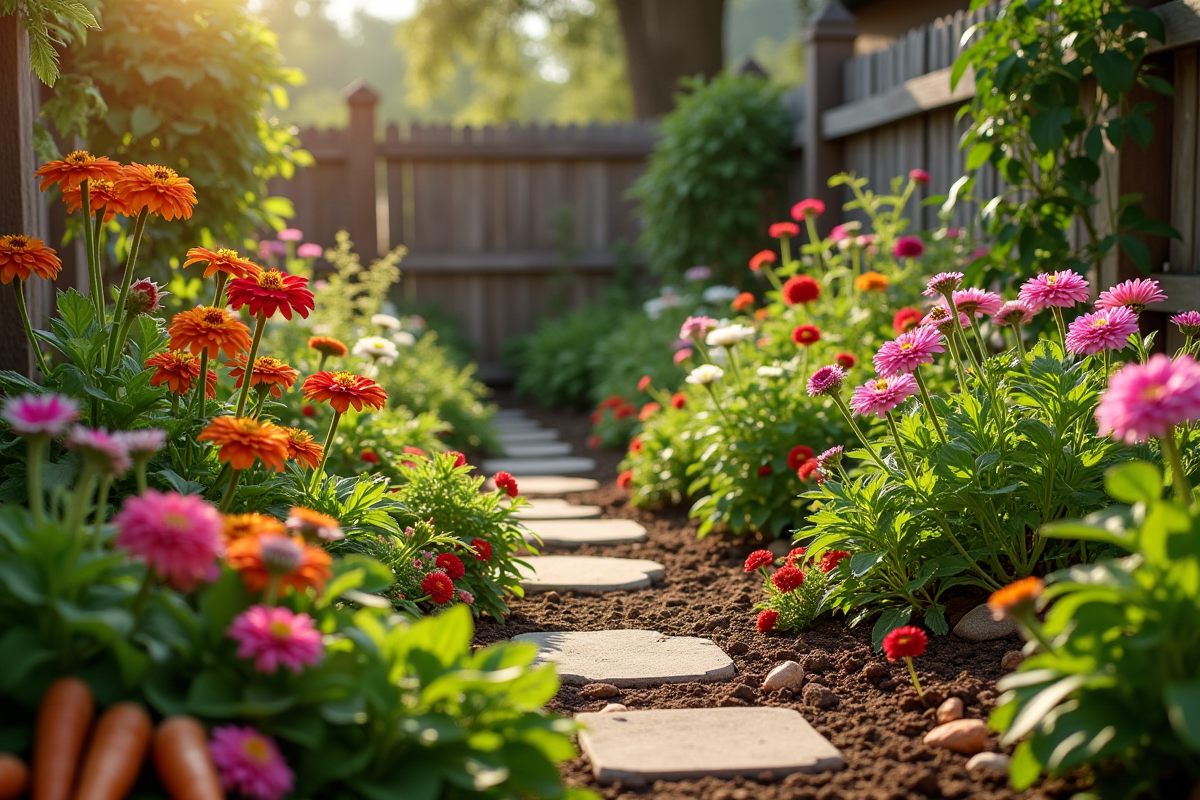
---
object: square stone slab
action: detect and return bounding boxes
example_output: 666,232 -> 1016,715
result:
523,518 -> 646,547
516,503 -> 602,520
575,707 -> 845,785
498,429 -> 561,444
518,555 -> 664,593
502,441 -> 573,458
493,418 -> 544,432
483,457 -> 597,476
494,409 -> 529,420
512,629 -> 736,687
488,476 -> 600,495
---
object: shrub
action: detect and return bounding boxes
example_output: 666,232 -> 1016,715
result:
505,305 -> 626,409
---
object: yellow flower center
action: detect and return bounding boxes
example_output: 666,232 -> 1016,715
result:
94,180 -> 115,192
256,356 -> 284,370
1091,317 -> 1109,328
900,342 -> 914,351
874,379 -> 889,391
269,620 -> 293,638
334,372 -> 356,388
258,269 -> 285,291
217,248 -> 240,259
4,235 -> 30,251
163,512 -> 189,530
1047,274 -> 1058,285
65,150 -> 94,165
242,736 -> 272,764
150,166 -> 176,183
1140,384 -> 1164,401
289,429 -> 311,444
203,308 -> 227,326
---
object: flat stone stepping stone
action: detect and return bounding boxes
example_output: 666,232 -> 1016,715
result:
494,409 -> 529,420
502,441 -> 573,458
498,429 -> 560,444
517,503 -> 602,520
518,555 -> 664,593
523,518 -> 646,547
492,476 -> 600,495
483,457 -> 597,476
575,707 -> 845,785
512,629 -> 735,687
494,419 -> 544,433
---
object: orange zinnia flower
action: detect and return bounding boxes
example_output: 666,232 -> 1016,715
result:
988,576 -> 1045,621
197,416 -> 290,472
168,306 -> 253,359
301,371 -> 388,414
62,179 -> 128,223
116,163 -> 197,221
227,269 -> 314,320
229,356 -> 299,398
284,428 -> 324,470
34,150 -> 123,192
145,350 -> 217,397
0,235 -> 62,284
226,533 -> 331,594
222,512 -> 286,541
855,271 -> 890,292
182,247 -> 262,280
308,336 -> 348,357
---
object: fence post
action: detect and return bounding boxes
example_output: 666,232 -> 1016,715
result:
803,0 -> 858,233
344,80 -> 379,260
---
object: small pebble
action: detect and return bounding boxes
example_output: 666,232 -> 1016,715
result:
544,591 -> 561,604
762,661 -> 805,692
579,683 -> 620,700
730,684 -> 756,701
923,719 -> 989,754
862,662 -> 889,683
803,652 -> 833,673
966,752 -> 1011,772
803,683 -> 840,709
937,697 -> 965,724
599,703 -> 627,714
727,641 -> 750,656
1001,650 -> 1025,671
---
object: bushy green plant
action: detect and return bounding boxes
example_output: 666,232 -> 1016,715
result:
747,547 -> 835,633
631,72 -> 791,283
505,305 -> 627,409
589,306 -> 690,404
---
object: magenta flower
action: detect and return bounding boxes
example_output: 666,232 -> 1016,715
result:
949,287 -> 1003,317
276,228 -> 303,242
679,316 -> 718,343
114,428 -> 166,460
1172,311 -> 1200,336
829,222 -> 860,242
921,306 -> 969,334
66,426 -> 132,477
1065,307 -> 1139,356
113,490 -> 223,590
849,374 -> 919,417
228,606 -> 323,674
992,301 -> 1035,327
209,726 -> 294,800
909,168 -> 931,184
127,278 -> 167,316
922,271 -> 963,297
873,326 -> 945,376
1,393 -> 79,438
894,236 -> 924,259
296,243 -> 323,259
1096,354 -> 1200,443
458,589 -> 475,604
1096,278 -> 1167,313
817,445 -> 844,472
1018,270 -> 1090,311
806,365 -> 846,397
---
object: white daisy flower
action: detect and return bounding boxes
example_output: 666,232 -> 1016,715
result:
686,365 -> 725,385
705,324 -> 756,348
352,336 -> 399,365
371,313 -> 401,330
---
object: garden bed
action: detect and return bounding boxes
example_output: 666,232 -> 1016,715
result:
475,400 -> 1086,800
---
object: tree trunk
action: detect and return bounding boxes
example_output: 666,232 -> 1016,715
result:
614,0 -> 726,118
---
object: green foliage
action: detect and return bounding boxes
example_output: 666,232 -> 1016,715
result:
752,553 -> 831,632
1,0 -> 98,86
631,72 -> 792,283
991,461 -> 1200,796
953,0 -> 1176,279
505,305 -> 628,410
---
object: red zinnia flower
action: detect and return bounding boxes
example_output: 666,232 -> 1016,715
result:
435,552 -> 466,580
471,538 -> 492,561
629,436 -> 643,454
882,626 -> 927,660
819,550 -> 850,573
670,393 -> 686,409
227,268 -> 314,320
749,250 -> 776,271
494,470 -> 519,497
791,198 -> 825,221
782,275 -> 820,305
302,371 -> 388,414
786,445 -> 813,472
422,571 -> 455,604
447,451 -> 467,468
797,458 -> 820,481
757,464 -> 773,477
893,307 -> 924,334
791,325 -> 821,347
638,375 -> 652,392
769,221 -> 800,238
639,402 -> 660,422
757,609 -> 779,633
614,403 -> 636,421
361,449 -> 380,464
617,470 -> 633,489
301,405 -> 316,418
786,547 -> 808,566
835,352 -> 856,369
587,435 -> 601,449
744,550 -> 773,572
909,168 -> 931,185
228,356 -> 299,399
732,292 -> 755,312
772,565 -> 805,593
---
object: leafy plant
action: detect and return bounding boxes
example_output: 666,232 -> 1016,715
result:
505,304 -> 628,409
1,0 -> 98,86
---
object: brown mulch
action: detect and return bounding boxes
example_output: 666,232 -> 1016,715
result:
475,392 -> 1087,800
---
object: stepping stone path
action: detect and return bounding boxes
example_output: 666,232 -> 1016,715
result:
523,518 -> 646,547
493,419 -> 544,433
518,555 -> 664,593
497,429 -> 560,444
576,707 -> 845,785
502,441 -> 573,458
483,456 -> 597,476
516,502 -> 602,520
512,629 -> 735,687
493,475 -> 600,495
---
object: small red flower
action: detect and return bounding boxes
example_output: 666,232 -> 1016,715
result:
757,464 -> 773,477
226,268 -> 315,320
447,451 -> 467,468
638,375 -> 652,392
797,458 -> 821,482
670,393 -> 686,410
732,292 -> 755,312
882,625 -> 928,660
893,307 -> 924,334
749,250 -> 776,271
909,168 -> 931,185
791,198 -> 825,221
629,436 -> 643,454
587,435 -> 601,449
819,549 -> 850,573
782,275 -> 820,305
494,471 -> 519,497
435,552 -> 466,580
599,395 -> 625,409
421,572 -> 455,604
772,565 -> 805,593
786,547 -> 808,565
787,445 -> 814,472
639,402 -> 660,422
589,410 -> 603,425
614,404 -> 636,421
835,352 -> 857,369
301,405 -> 316,418
757,609 -> 779,633
769,221 -> 800,238
471,538 -> 492,561
792,325 -> 821,347
744,550 -> 774,572
361,449 -> 379,464
401,445 -> 425,468
617,470 -> 633,489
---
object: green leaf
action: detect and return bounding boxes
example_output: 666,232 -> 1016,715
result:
1165,681 -> 1200,748
56,289 -> 94,337
1030,107 -> 1073,153
1091,51 -> 1135,96
1008,740 -> 1043,791
848,551 -> 886,578
130,105 -> 162,138
1104,461 -> 1162,504
871,607 -> 912,651
1002,674 -> 1089,745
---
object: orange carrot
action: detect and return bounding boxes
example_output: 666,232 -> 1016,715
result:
74,703 -> 151,800
152,718 -> 224,800
0,754 -> 29,800
32,678 -> 94,800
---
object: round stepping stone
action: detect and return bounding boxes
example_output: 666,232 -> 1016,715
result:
518,555 -> 664,593
575,707 -> 845,785
498,429 -> 560,444
483,457 -> 597,476
502,441 -> 573,458
517,503 -> 602,520
492,476 -> 600,495
523,518 -> 646,547
494,409 -> 529,420
512,629 -> 735,687
493,419 -> 544,433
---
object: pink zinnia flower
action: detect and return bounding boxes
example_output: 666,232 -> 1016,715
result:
849,374 -> 919,417
1096,278 -> 1167,313
259,240 -> 287,258
791,198 -> 825,221
1065,307 -> 1139,356
680,316 -> 718,343
277,228 -> 303,242
817,445 -> 844,476
922,271 -> 963,297
227,605 -> 323,674
296,243 -> 323,258
209,725 -> 294,800
66,426 -> 132,476
829,223 -> 859,242
113,490 -> 223,589
949,287 -> 1003,317
893,236 -> 924,259
673,348 -> 693,364
1,393 -> 79,437
1096,354 -> 1200,443
114,428 -> 166,460
806,365 -> 846,397
1172,311 -> 1200,336
873,326 -> 945,376
921,306 -> 969,334
909,168 -> 931,184
458,589 -> 474,604
992,301 -> 1035,327
1018,270 -> 1090,311
768,222 -> 800,238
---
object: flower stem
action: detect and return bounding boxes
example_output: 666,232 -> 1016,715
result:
26,436 -> 47,525
886,412 -> 917,484
703,385 -> 734,425
13,279 -> 50,377
79,181 -> 103,319
234,312 -> 267,416
193,350 -> 210,423
1052,306 -> 1068,345
1012,320 -> 1029,363
1162,429 -> 1192,507
308,410 -> 343,494
830,393 -> 890,473
105,209 -> 149,371
941,290 -> 980,374
92,476 -> 112,552
65,464 -> 98,536
913,369 -> 946,444
780,235 -> 794,271
211,272 -> 229,308
219,469 -> 242,512
904,657 -> 924,699
803,216 -> 824,275
944,330 -> 971,393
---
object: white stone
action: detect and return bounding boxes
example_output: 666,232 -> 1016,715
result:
513,629 -> 736,687
494,409 -> 529,420
762,661 -> 805,692
966,752 -> 1011,773
575,707 -> 845,785
497,429 -> 560,444
482,457 -> 597,476
516,503 -> 602,521
523,518 -> 646,547
599,703 -> 627,714
518,556 -> 664,593
502,441 -> 573,458
491,476 -> 600,495
953,605 -> 1018,642
493,419 -> 543,433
